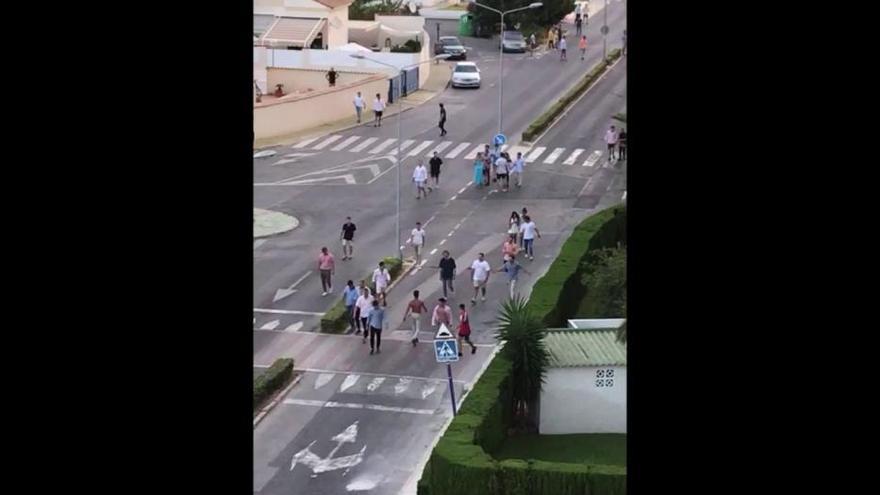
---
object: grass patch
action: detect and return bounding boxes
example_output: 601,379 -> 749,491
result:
495,434 -> 627,467
612,112 -> 626,123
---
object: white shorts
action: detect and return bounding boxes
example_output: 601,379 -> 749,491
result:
473,278 -> 487,288
413,244 -> 422,253
375,284 -> 388,293
342,239 -> 353,246
415,180 -> 426,189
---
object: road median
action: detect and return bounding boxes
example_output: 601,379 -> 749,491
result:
319,257 -> 406,333
253,358 -> 296,425
521,49 -> 622,143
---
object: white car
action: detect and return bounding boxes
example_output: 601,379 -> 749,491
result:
451,62 -> 481,89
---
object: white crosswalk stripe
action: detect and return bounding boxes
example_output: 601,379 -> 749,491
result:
292,137 -> 320,149
369,138 -> 397,154
543,147 -> 566,164
563,148 -> 585,165
507,145 -> 531,158
349,137 -> 378,152
312,135 -> 343,150
582,150 -> 603,167
331,136 -> 361,151
464,144 -> 485,160
445,142 -> 471,159
525,147 -> 546,163
407,140 -> 434,157
426,141 -> 453,157
389,139 -> 416,154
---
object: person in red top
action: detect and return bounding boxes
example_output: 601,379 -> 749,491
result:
318,247 -> 335,296
456,303 -> 477,356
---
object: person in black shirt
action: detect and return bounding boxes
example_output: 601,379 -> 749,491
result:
326,67 -> 338,87
436,250 -> 456,298
438,103 -> 447,137
575,15 -> 583,36
617,129 -> 627,161
429,151 -> 443,187
340,217 -> 356,260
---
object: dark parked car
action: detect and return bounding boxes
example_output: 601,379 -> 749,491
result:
435,36 -> 467,60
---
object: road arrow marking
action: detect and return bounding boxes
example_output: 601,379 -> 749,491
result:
394,378 -> 412,395
254,150 -> 277,159
260,319 -> 280,331
583,150 -> 603,167
276,174 -> 356,186
290,421 -> 367,475
366,377 -> 385,392
274,272 -> 311,302
273,152 -> 319,166
284,321 -> 303,332
340,374 -> 360,393
421,383 -> 438,399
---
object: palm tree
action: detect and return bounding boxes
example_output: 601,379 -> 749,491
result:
495,295 -> 550,429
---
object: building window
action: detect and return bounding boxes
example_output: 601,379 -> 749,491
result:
595,368 -> 615,388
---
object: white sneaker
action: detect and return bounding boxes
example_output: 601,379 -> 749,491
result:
481,296 -> 486,302
322,292 -> 327,296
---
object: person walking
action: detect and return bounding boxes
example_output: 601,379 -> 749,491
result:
494,152 -> 510,192
326,67 -> 338,87
519,215 -> 541,261
605,125 -> 619,161
366,299 -> 385,354
508,211 -> 521,241
510,151 -> 525,188
497,254 -> 530,299
438,103 -> 447,137
343,280 -> 360,332
456,303 -> 477,356
473,152 -> 485,189
373,93 -> 385,127
409,221 -> 426,265
340,216 -> 356,260
528,33 -> 537,57
469,252 -> 491,305
413,161 -> 429,199
353,91 -> 365,124
579,35 -> 588,61
431,297 -> 453,336
547,28 -> 555,50
372,261 -> 392,307
558,36 -> 567,61
402,290 -> 428,346
436,250 -> 456,298
575,15 -> 583,36
502,235 -> 520,264
355,286 -> 374,340
618,128 -> 627,161
429,151 -> 443,187
318,247 -> 335,296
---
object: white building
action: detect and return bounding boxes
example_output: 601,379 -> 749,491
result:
254,0 -> 353,49
539,319 -> 627,435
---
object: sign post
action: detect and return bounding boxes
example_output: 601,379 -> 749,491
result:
433,323 -> 459,416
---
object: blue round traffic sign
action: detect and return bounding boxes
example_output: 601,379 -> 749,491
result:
494,134 -> 507,146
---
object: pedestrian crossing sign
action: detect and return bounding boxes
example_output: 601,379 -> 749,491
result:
434,338 -> 459,363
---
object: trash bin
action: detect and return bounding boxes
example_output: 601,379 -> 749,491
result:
458,14 -> 473,37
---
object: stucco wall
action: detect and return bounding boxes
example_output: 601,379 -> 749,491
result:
267,67 -> 373,94
539,366 -> 627,434
254,72 -> 388,140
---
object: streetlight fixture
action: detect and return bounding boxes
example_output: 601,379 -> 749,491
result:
349,52 -> 451,260
469,1 -> 543,137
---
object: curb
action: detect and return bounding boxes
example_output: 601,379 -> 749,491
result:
253,372 -> 303,428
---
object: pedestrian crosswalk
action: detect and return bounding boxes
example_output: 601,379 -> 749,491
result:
287,134 -> 616,168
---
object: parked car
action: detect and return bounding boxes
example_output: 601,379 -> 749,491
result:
500,31 -> 527,52
451,62 -> 481,89
435,36 -> 467,60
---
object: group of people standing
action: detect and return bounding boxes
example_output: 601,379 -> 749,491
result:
604,124 -> 628,162
473,145 -> 525,192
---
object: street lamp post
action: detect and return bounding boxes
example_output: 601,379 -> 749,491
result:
603,0 -> 608,60
349,53 -> 450,260
469,2 -> 543,137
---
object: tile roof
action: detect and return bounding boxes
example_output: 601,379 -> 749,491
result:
544,328 -> 626,368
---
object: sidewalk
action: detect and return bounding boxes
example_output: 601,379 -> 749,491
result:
254,62 -> 453,149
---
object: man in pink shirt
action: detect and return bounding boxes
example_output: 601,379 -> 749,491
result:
318,247 -> 336,296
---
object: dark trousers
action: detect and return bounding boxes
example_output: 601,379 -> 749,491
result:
370,326 -> 382,350
441,276 -> 454,297
346,305 -> 355,329
320,269 -> 332,291
619,145 -> 627,160
439,120 -> 446,135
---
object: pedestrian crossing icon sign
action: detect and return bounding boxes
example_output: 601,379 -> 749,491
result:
434,324 -> 459,363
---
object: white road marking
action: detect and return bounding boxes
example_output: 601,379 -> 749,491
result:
454,222 -> 461,229
292,137 -> 320,149
283,398 -> 435,415
457,186 -> 467,194
583,150 -> 603,167
366,377 -> 386,392
315,373 -> 335,389
368,138 -> 397,154
447,231 -> 454,237
418,260 -> 428,268
260,319 -> 280,331
254,150 -> 277,158
390,139 -> 416,154
525,146 -> 546,163
254,239 -> 266,249
426,141 -> 453,157
543,147 -> 566,164
253,308 -> 326,316
284,321 -> 303,332
506,145 -> 531,158
289,422 -> 366,475
464,144 -> 485,160
563,148 -> 586,165
420,383 -> 438,399
446,142 -> 471,159
450,195 -> 457,200
466,181 -> 473,186
394,378 -> 412,395
273,174 -> 356,186
349,137 -> 378,152
407,140 -> 434,157
331,136 -> 361,151
429,248 -> 438,256
622,190 -> 627,201
289,367 -> 466,384
339,374 -> 360,392
439,239 -> 446,245
312,135 -> 343,150
273,271 -> 312,302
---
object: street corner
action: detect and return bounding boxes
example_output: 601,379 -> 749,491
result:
254,208 -> 299,238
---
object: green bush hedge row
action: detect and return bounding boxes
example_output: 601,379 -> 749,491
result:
253,358 -> 294,413
522,48 -> 623,142
319,257 -> 404,333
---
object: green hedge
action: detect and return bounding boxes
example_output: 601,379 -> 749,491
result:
320,257 -> 404,333
522,48 -> 623,142
253,358 -> 294,413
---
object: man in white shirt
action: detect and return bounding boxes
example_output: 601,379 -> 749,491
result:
413,161 -> 429,199
409,221 -> 426,265
354,91 -> 365,124
510,151 -> 525,188
494,154 -> 510,192
605,125 -> 619,161
469,252 -> 491,304
372,261 -> 392,307
519,215 -> 541,260
373,93 -> 385,127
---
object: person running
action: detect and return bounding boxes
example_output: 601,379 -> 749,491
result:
340,216 -> 356,260
353,91 -> 365,123
558,36 -> 568,61
473,152 -> 485,189
372,261 -> 392,307
402,290 -> 428,346
510,151 -> 525,188
431,297 -> 453,336
343,280 -> 360,332
429,151 -> 443,187
508,211 -> 521,241
456,303 -> 477,356
618,128 -> 627,161
579,35 -> 588,61
438,103 -> 447,137
494,152 -> 510,192
409,221 -> 426,265
318,247 -> 335,296
373,93 -> 385,127
519,215 -> 541,260
497,254 -> 530,299
326,67 -> 338,87
436,250 -> 456,298
366,299 -> 385,354
469,252 -> 491,304
355,286 -> 374,339
502,235 -> 520,264
413,161 -> 429,199
605,125 -> 619,161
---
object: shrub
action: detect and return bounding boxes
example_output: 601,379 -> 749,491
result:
579,245 -> 627,318
320,256 -> 404,333
495,296 -> 549,428
253,358 -> 294,413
